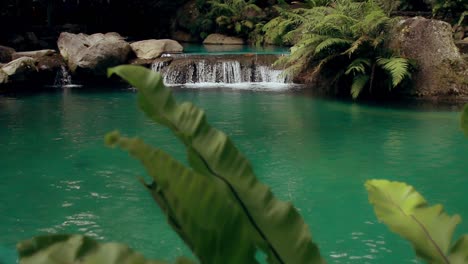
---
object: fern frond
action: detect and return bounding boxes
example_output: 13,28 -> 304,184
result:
242,20 -> 254,29
376,57 -> 410,87
360,10 -> 391,36
342,35 -> 369,56
314,38 -> 352,55
345,58 -> 371,75
216,15 -> 231,26
350,74 -> 370,99
243,3 -> 262,14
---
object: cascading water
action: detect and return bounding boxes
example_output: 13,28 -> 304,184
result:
53,65 -> 74,87
151,55 -> 292,90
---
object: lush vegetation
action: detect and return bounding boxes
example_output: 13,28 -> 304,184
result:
192,0 -> 270,39
269,0 -> 412,98
17,66 -> 468,264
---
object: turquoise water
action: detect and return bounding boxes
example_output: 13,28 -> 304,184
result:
182,43 -> 290,55
1,88 -> 467,263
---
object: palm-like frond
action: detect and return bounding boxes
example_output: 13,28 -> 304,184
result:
354,10 -> 391,36
342,35 -> 369,56
345,58 -> 371,75
351,74 -> 370,99
314,37 -> 352,55
376,57 -> 410,87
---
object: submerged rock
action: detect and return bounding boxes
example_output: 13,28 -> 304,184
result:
57,32 -> 132,76
130,39 -> 183,60
203,34 -> 244,45
388,17 -> 468,97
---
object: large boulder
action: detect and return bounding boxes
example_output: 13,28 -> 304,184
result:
57,32 -> 132,76
388,17 -> 468,97
1,57 -> 38,82
0,45 -> 15,63
9,49 -> 65,85
130,39 -> 183,60
203,34 -> 244,45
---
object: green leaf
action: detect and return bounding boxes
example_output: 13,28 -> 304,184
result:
350,74 -> 369,99
449,235 -> 468,263
366,179 -> 463,264
314,38 -> 352,55
345,58 -> 370,76
376,57 -> 410,88
17,234 -> 175,264
106,132 -> 259,264
108,65 -> 325,264
461,104 -> 468,137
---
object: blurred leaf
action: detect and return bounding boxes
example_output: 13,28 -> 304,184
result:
366,179 -> 465,264
108,65 -> 325,264
449,235 -> 468,263
17,234 -> 177,264
105,131 -> 260,264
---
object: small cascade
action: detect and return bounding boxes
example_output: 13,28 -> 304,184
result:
53,65 -> 73,87
151,55 -> 291,88
151,60 -> 170,73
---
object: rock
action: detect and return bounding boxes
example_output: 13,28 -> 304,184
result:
9,49 -> 64,84
1,57 -> 38,82
57,32 -> 132,76
0,45 -> 15,63
12,49 -> 56,60
130,39 -> 183,60
0,69 -> 7,84
203,34 -> 244,45
388,17 -> 468,97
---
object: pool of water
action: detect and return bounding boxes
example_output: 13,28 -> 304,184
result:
182,43 -> 290,55
1,88 -> 467,263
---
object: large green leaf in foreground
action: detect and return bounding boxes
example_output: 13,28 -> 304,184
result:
17,234 -> 192,264
108,65 -> 324,264
461,104 -> 468,138
106,132 -> 260,264
366,179 -> 468,264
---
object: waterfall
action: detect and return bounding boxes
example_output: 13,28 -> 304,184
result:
53,65 -> 74,87
151,55 -> 291,88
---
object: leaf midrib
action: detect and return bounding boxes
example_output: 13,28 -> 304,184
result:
384,191 -> 450,264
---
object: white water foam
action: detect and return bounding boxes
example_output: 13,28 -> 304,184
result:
151,59 -> 292,91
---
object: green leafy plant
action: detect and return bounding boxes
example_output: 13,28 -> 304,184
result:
274,0 -> 412,99
366,179 -> 468,264
432,0 -> 468,21
17,234 -> 194,264
195,0 -> 268,39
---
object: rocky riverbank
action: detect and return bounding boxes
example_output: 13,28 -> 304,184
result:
1,18 -> 467,100
295,17 -> 468,99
